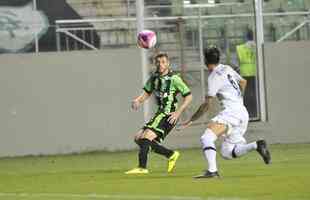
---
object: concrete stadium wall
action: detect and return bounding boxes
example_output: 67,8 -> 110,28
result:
1,41 -> 310,157
0,50 -> 144,157
259,41 -> 310,143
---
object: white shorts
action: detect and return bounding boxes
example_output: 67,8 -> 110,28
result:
211,106 -> 249,144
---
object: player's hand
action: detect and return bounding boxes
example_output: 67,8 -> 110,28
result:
177,120 -> 193,130
168,111 -> 181,125
131,99 -> 140,110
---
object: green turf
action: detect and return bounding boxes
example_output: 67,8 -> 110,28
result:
0,143 -> 309,200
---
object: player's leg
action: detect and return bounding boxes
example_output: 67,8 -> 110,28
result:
150,140 -> 174,158
256,140 -> 271,164
220,138 -> 257,159
139,128 -> 180,173
194,121 -> 227,179
143,113 -> 174,159
237,113 -> 271,164
220,141 -> 236,160
126,112 -> 162,174
138,129 -> 157,169
141,129 -> 177,163
230,115 -> 271,164
134,129 -> 144,146
233,142 -> 257,158
221,138 -> 271,164
144,113 -> 180,172
221,121 -> 257,159
221,119 -> 271,164
125,129 -> 157,174
149,139 -> 179,173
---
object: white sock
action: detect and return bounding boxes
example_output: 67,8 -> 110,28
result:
233,142 -> 257,157
200,129 -> 218,172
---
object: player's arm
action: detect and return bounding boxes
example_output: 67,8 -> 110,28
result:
132,75 -> 154,110
191,96 -> 213,122
168,75 -> 192,124
168,93 -> 192,124
180,74 -> 222,129
190,74 -> 220,122
239,78 -> 247,95
134,91 -> 151,103
178,96 -> 213,129
132,91 -> 151,110
177,94 -> 193,114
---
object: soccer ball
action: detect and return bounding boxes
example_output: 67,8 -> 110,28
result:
137,30 -> 157,49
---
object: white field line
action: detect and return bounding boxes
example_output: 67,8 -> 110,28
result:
0,193 -> 203,200
0,193 -> 256,200
207,198 -> 248,200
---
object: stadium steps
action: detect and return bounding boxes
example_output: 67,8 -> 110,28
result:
64,0 -> 310,50
66,0 -> 129,18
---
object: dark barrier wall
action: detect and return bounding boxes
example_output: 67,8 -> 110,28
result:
0,0 -> 100,53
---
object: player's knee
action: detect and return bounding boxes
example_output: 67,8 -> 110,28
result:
220,148 -> 233,160
134,131 -> 143,143
200,129 -> 217,145
136,138 -> 152,148
135,137 -> 150,147
200,131 -> 209,143
134,138 -> 141,146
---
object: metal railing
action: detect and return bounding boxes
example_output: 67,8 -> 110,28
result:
55,10 -> 310,51
277,17 -> 310,42
55,9 -> 310,122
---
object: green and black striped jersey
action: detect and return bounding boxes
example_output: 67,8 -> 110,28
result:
143,71 -> 191,114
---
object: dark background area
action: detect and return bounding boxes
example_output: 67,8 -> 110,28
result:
0,0 -> 100,52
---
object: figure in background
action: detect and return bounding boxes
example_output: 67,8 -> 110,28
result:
236,30 -> 258,119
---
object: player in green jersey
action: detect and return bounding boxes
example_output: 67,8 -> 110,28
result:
125,53 -> 193,174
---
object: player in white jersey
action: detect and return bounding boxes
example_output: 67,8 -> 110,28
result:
180,46 -> 271,178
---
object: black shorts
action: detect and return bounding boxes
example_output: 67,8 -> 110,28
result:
143,112 -> 175,142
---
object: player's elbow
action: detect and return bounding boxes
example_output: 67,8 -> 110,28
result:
240,78 -> 247,85
239,79 -> 247,90
186,94 -> 193,103
143,91 -> 151,99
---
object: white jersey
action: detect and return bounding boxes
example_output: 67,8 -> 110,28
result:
208,64 -> 249,144
208,64 -> 244,110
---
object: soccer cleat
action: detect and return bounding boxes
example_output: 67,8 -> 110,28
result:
193,170 -> 220,179
125,167 -> 149,174
167,151 -> 180,173
256,140 -> 271,164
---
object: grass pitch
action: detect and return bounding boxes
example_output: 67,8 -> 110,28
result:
0,143 -> 309,200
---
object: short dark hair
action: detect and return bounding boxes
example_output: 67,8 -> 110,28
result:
154,52 -> 169,61
204,46 -> 220,65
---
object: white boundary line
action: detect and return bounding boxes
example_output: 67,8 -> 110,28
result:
0,193 -> 263,200
0,193 -> 203,200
